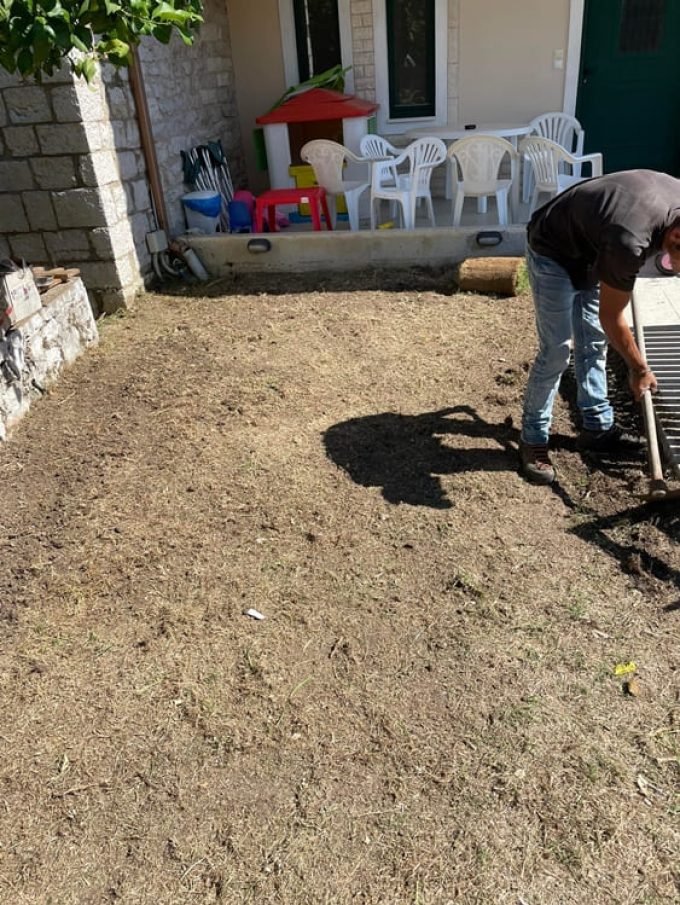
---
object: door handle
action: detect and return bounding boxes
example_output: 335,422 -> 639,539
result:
582,66 -> 594,85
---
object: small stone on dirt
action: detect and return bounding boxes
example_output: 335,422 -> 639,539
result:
624,677 -> 641,697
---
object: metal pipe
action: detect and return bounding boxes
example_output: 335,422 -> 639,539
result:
129,47 -> 169,234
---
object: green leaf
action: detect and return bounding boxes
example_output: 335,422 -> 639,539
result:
71,34 -> 89,53
151,23 -> 172,43
0,48 -> 16,73
75,54 -> 97,82
17,46 -> 34,74
50,17 -> 71,48
152,4 -> 193,26
98,37 -> 130,61
0,0 -> 204,80
73,25 -> 94,50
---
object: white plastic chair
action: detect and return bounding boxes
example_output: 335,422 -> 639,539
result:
360,134 -> 403,217
522,112 -> 585,203
369,136 -> 446,230
520,136 -> 603,213
359,134 -> 401,162
446,135 -> 518,226
300,139 -> 370,231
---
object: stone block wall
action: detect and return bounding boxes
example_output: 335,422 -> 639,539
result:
139,0 -> 246,237
447,0 -> 460,125
0,278 -> 98,440
0,64 -> 152,315
350,0 -> 375,101
0,0 -> 245,312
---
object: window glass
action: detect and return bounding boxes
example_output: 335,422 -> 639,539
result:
619,0 -> 665,53
387,0 -> 435,118
293,0 -> 341,82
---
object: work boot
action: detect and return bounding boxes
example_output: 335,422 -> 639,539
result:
578,423 -> 644,455
519,440 -> 555,485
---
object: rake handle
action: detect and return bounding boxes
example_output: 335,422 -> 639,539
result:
640,389 -> 667,498
631,291 -> 668,499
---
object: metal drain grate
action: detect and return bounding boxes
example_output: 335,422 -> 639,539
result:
643,324 -> 680,476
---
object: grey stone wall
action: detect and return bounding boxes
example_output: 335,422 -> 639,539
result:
0,278 -> 98,440
0,2 -> 244,311
139,0 -> 246,237
0,64 -> 151,315
350,0 -> 375,101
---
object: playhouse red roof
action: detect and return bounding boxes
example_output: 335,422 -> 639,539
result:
256,88 -> 379,125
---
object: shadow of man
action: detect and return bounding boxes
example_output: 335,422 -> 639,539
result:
323,405 -> 519,509
324,404 -> 680,607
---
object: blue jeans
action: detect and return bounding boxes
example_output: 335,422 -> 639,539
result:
521,247 -> 614,445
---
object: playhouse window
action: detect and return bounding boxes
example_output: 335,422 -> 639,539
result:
293,0 -> 342,82
386,0 -> 435,118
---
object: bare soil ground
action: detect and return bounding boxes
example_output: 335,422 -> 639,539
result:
0,270 -> 678,905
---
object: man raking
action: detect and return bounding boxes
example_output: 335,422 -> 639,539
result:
520,169 -> 680,485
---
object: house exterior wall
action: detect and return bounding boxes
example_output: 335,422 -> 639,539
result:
228,0 -> 464,180
231,0 -> 571,167
227,0 -> 287,194
139,0 -> 245,236
228,0 -> 462,192
458,0 -> 570,122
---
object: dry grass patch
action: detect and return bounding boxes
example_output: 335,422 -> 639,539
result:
0,272 -> 678,904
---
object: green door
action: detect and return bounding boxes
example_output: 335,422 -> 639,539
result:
576,0 -> 680,174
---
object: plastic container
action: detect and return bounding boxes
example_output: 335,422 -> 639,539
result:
228,200 -> 252,233
181,190 -> 221,234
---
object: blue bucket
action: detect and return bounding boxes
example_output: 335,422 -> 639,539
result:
182,190 -> 221,233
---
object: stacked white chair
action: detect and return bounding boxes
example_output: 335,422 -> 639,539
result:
300,139 -> 370,231
522,112 -> 586,203
520,136 -> 603,213
369,136 -> 446,230
446,135 -> 518,226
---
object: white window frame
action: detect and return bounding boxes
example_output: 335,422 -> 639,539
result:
372,0 -> 448,134
278,0 -> 354,94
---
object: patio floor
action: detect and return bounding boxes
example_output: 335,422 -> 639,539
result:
282,193 -> 533,232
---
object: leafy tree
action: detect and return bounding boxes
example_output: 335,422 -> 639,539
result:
0,0 -> 204,82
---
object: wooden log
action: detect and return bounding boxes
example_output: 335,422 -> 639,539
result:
32,267 -> 81,283
456,256 -> 527,296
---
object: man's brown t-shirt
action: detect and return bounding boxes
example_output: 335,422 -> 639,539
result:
527,169 -> 680,291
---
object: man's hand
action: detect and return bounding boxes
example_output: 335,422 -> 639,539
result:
599,283 -> 656,401
628,368 -> 658,401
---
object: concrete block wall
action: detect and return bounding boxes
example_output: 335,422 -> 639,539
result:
138,0 -> 246,237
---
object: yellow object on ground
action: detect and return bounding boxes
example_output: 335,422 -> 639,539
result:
613,662 -> 637,676
289,164 -> 347,215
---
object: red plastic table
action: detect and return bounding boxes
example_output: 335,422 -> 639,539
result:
254,187 -> 332,233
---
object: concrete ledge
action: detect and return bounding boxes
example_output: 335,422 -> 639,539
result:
1,277 -> 98,440
186,226 -> 527,277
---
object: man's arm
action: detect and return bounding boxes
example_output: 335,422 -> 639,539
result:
598,282 -> 658,400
